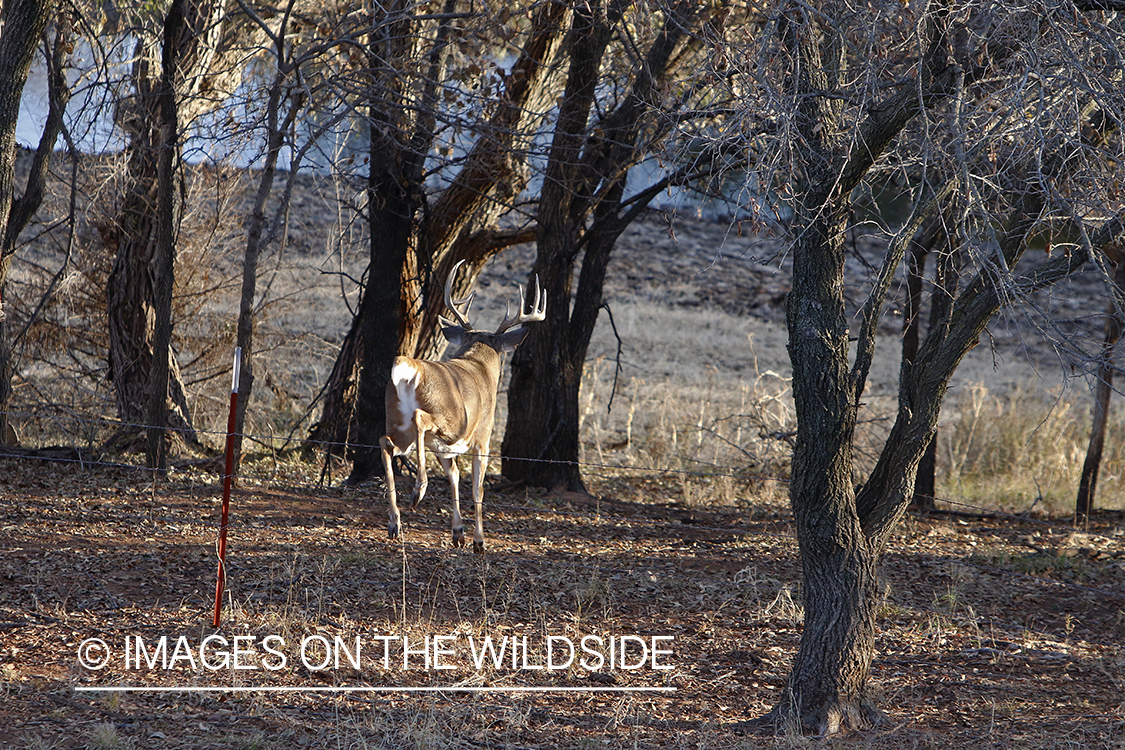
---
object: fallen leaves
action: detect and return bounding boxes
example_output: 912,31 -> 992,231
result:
0,458 -> 1122,748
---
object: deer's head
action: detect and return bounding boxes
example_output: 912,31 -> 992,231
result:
439,260 -> 546,357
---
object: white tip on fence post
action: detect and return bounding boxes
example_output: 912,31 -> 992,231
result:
213,346 -> 242,628
231,346 -> 242,394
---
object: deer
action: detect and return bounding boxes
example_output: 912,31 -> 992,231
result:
380,260 -> 546,553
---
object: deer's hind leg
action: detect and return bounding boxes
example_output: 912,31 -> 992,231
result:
470,450 -> 486,554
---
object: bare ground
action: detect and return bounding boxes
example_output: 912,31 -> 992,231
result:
3,160 -> 1125,747
1,456 -> 1123,749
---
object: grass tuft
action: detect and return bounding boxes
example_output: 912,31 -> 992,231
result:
940,382 -> 1125,514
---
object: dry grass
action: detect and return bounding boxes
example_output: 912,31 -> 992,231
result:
0,456 -> 1122,749
7,152 -> 1122,520
578,302 -> 1125,519
3,156 -> 1125,748
941,382 -> 1125,515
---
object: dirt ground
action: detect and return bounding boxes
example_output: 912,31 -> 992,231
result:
3,158 -> 1124,747
1,455 -> 1123,749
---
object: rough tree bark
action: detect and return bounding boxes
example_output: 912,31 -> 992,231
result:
1076,249 -> 1125,520
105,0 -> 231,451
767,0 -> 965,728
764,2 -> 1125,732
779,88 -> 1122,742
502,1 -> 617,492
0,3 -> 65,447
503,0 -> 703,490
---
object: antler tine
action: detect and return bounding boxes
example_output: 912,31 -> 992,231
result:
443,259 -> 475,329
496,274 -> 547,334
528,274 -> 546,318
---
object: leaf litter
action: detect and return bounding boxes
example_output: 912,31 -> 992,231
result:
1,457 -> 1123,749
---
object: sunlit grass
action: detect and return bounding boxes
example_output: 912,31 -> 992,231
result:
939,382 -> 1125,515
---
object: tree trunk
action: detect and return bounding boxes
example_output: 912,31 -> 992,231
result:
306,1 -> 423,483
502,2 -> 614,492
0,290 -> 11,446
780,190 -> 886,732
106,112 -> 196,448
903,224 -> 941,510
782,529 -> 882,733
106,2 -> 232,449
901,218 -> 960,511
0,3 -> 64,446
503,0 -> 698,490
770,1 -> 1124,734
308,1 -> 567,466
232,4 -> 303,473
0,0 -> 53,258
501,233 -> 589,491
772,3 -> 946,731
344,168 -> 418,484
146,0 -> 184,471
306,137 -> 420,481
1076,253 -> 1125,519
914,437 -> 937,506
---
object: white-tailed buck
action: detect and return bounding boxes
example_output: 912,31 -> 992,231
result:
380,261 -> 546,553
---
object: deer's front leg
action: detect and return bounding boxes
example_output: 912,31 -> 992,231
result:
380,436 -> 401,540
409,410 -> 433,508
470,451 -> 486,554
438,455 -> 464,547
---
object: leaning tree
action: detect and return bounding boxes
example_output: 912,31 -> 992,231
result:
501,0 -> 742,490
718,0 -> 1124,733
305,0 -> 567,483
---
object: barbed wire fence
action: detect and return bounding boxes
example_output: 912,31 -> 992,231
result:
1,406 -> 1123,653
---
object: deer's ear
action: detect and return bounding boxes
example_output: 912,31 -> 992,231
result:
496,327 -> 530,352
442,325 -> 469,347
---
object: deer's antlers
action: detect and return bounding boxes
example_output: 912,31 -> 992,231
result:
443,259 -> 546,334
442,259 -> 476,329
495,275 -> 546,334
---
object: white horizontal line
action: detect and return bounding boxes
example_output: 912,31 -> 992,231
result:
74,686 -> 676,694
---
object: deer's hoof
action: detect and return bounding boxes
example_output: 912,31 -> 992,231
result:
388,523 -> 400,540
408,492 -> 421,509
452,528 -> 465,547
473,541 -> 485,555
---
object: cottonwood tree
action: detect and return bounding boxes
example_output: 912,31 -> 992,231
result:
307,0 -> 567,482
718,0 -> 1124,733
103,0 -> 244,452
0,3 -> 67,447
502,0 -> 731,490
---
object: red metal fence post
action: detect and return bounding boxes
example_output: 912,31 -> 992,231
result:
213,347 -> 241,628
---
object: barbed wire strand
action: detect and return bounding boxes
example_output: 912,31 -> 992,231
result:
3,410 -> 1123,650
4,408 -> 1122,544
5,406 -> 1120,548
